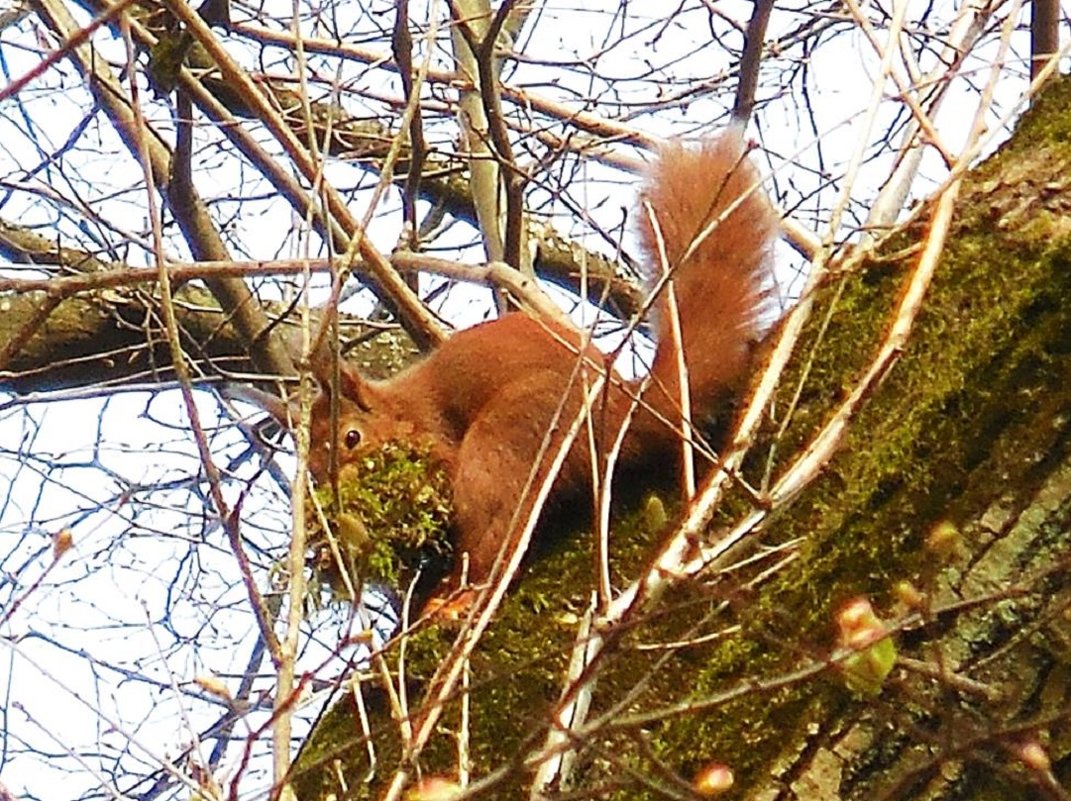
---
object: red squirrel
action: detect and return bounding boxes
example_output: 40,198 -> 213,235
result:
306,129 -> 777,595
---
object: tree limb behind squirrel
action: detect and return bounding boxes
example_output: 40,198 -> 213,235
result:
301,128 -> 778,598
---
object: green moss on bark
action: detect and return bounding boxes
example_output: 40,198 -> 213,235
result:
291,78 -> 1071,800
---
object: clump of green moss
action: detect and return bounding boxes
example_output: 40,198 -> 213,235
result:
306,440 -> 453,598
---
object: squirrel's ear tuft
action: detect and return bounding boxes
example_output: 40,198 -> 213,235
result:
338,361 -> 376,412
309,348 -> 377,413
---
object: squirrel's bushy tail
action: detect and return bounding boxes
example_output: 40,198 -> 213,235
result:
636,129 -> 778,435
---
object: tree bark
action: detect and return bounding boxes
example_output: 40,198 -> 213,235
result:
288,79 -> 1071,801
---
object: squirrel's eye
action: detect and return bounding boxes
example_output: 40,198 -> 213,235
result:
344,428 -> 362,450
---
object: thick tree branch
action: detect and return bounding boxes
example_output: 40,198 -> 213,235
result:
290,76 -> 1071,801
29,0 -> 295,379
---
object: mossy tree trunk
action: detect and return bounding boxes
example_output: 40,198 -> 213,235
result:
289,82 -> 1071,800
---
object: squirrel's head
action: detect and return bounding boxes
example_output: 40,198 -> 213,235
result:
307,360 -> 388,485
230,357 -> 403,485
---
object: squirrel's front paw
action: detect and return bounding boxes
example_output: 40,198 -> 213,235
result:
421,588 -> 479,622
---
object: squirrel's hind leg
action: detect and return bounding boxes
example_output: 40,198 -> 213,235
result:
446,370 -> 588,594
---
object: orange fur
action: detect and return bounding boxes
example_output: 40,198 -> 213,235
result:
307,129 -> 778,594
